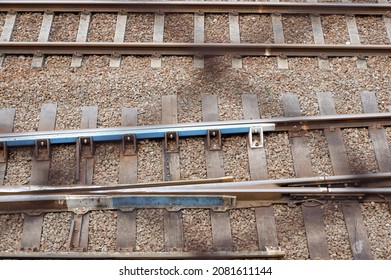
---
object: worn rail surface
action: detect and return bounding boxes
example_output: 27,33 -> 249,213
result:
1,1 -> 390,15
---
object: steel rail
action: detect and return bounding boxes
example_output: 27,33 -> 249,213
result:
0,1 -> 389,15
2,172 -> 391,195
1,112 -> 391,147
0,42 -> 390,57
0,250 -> 285,259
1,186 -> 391,213
0,173 -> 391,211
0,177 -> 235,194
0,120 -> 276,147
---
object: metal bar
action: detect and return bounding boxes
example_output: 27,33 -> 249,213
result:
3,112 -> 391,147
1,2 -> 389,15
5,185 -> 391,214
0,42 -> 391,57
6,185 -> 391,201
0,249 -> 285,259
0,173 -> 390,197
0,195 -> 237,214
0,119 -> 275,147
0,177 -> 235,194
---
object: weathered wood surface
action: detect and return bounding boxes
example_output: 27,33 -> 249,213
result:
162,95 -> 183,251
21,104 -> 57,251
71,13 -> 91,67
317,91 -> 373,260
283,93 -> 329,260
0,108 -> 16,184
116,107 -> 138,251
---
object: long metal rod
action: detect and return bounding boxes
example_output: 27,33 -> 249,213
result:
0,177 -> 235,194
1,112 -> 391,147
0,250 -> 285,259
1,120 -> 275,147
2,185 -> 391,213
1,173 -> 391,213
1,1 -> 389,15
0,42 -> 390,57
2,172 -> 391,196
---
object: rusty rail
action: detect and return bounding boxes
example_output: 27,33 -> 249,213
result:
0,1 -> 390,15
0,42 -> 390,58
0,250 -> 285,259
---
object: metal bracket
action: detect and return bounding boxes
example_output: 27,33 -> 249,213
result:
164,131 -> 179,153
248,126 -> 264,148
34,139 -> 51,161
78,137 -> 94,158
68,214 -> 87,252
207,129 -> 222,151
0,142 -> 8,163
122,134 -> 137,156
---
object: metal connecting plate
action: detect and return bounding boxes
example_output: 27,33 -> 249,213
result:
249,126 -> 264,148
164,131 -> 179,153
207,129 -> 222,151
122,134 -> 137,156
34,139 -> 51,161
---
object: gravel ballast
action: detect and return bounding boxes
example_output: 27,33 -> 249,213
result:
0,10 -> 391,260
49,13 -> 79,42
11,13 -> 41,42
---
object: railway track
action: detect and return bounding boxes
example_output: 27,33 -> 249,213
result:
0,1 -> 390,69
1,91 -> 391,260
1,0 -> 391,261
